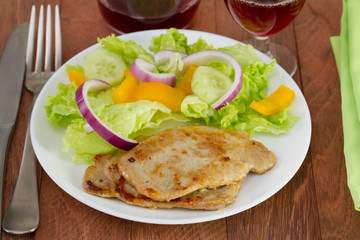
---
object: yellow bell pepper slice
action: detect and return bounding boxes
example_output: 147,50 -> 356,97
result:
111,69 -> 138,104
111,69 -> 186,111
177,64 -> 197,95
68,70 -> 86,87
249,85 -> 295,115
133,81 -> 186,111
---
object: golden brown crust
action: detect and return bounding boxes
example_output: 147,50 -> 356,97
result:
117,126 -> 275,201
83,153 -> 242,210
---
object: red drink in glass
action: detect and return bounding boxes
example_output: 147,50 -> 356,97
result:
98,0 -> 200,34
224,0 -> 305,37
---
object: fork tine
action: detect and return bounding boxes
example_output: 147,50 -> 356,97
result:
34,5 -> 44,72
44,5 -> 52,72
26,5 -> 36,72
54,5 -> 62,70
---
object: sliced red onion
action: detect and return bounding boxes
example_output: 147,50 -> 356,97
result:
153,50 -> 187,66
180,50 -> 243,110
76,79 -> 138,151
130,58 -> 176,87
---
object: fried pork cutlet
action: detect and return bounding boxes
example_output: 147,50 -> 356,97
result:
117,126 -> 275,202
83,153 -> 242,210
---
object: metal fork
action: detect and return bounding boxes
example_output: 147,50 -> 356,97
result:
2,5 -> 62,234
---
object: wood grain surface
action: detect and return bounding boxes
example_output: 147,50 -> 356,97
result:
1,0 -> 360,239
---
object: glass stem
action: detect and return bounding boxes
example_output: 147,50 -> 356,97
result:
252,36 -> 273,59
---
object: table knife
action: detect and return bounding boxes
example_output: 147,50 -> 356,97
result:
0,23 -> 29,235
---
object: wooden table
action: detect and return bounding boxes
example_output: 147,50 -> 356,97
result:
1,0 -> 359,239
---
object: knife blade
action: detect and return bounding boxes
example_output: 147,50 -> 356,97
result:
0,23 -> 29,125
0,22 -> 29,234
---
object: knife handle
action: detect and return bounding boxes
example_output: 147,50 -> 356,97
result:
2,96 -> 39,234
0,124 -> 14,236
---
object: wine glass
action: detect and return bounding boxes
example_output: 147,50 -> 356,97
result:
97,0 -> 201,34
224,0 -> 305,76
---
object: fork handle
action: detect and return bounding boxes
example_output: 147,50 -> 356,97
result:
2,95 -> 39,234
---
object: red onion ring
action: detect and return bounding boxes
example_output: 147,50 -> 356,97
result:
75,79 -> 138,151
180,50 -> 243,110
153,50 -> 187,66
130,58 -> 176,87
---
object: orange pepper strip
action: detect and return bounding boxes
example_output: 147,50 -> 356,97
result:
177,64 -> 198,95
133,81 -> 186,112
68,70 -> 86,87
111,69 -> 138,104
249,85 -> 295,115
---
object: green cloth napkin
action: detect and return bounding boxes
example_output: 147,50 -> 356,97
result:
331,0 -> 360,211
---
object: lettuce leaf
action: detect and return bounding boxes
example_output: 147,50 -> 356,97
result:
149,28 -> 190,53
62,99 -> 190,163
181,95 -> 215,124
63,119 -> 118,164
100,100 -> 171,138
98,34 -> 154,66
149,28 -> 215,54
219,43 -> 261,70
45,83 -> 81,127
189,38 -> 215,53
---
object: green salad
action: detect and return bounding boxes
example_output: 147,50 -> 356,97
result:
45,28 -> 299,164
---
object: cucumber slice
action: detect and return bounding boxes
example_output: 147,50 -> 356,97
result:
84,48 -> 126,85
191,66 -> 233,105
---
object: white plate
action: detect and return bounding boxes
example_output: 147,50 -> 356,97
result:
31,29 -> 311,225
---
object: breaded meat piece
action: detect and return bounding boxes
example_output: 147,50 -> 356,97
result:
83,153 -> 242,210
82,153 -> 121,198
117,126 -> 275,201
